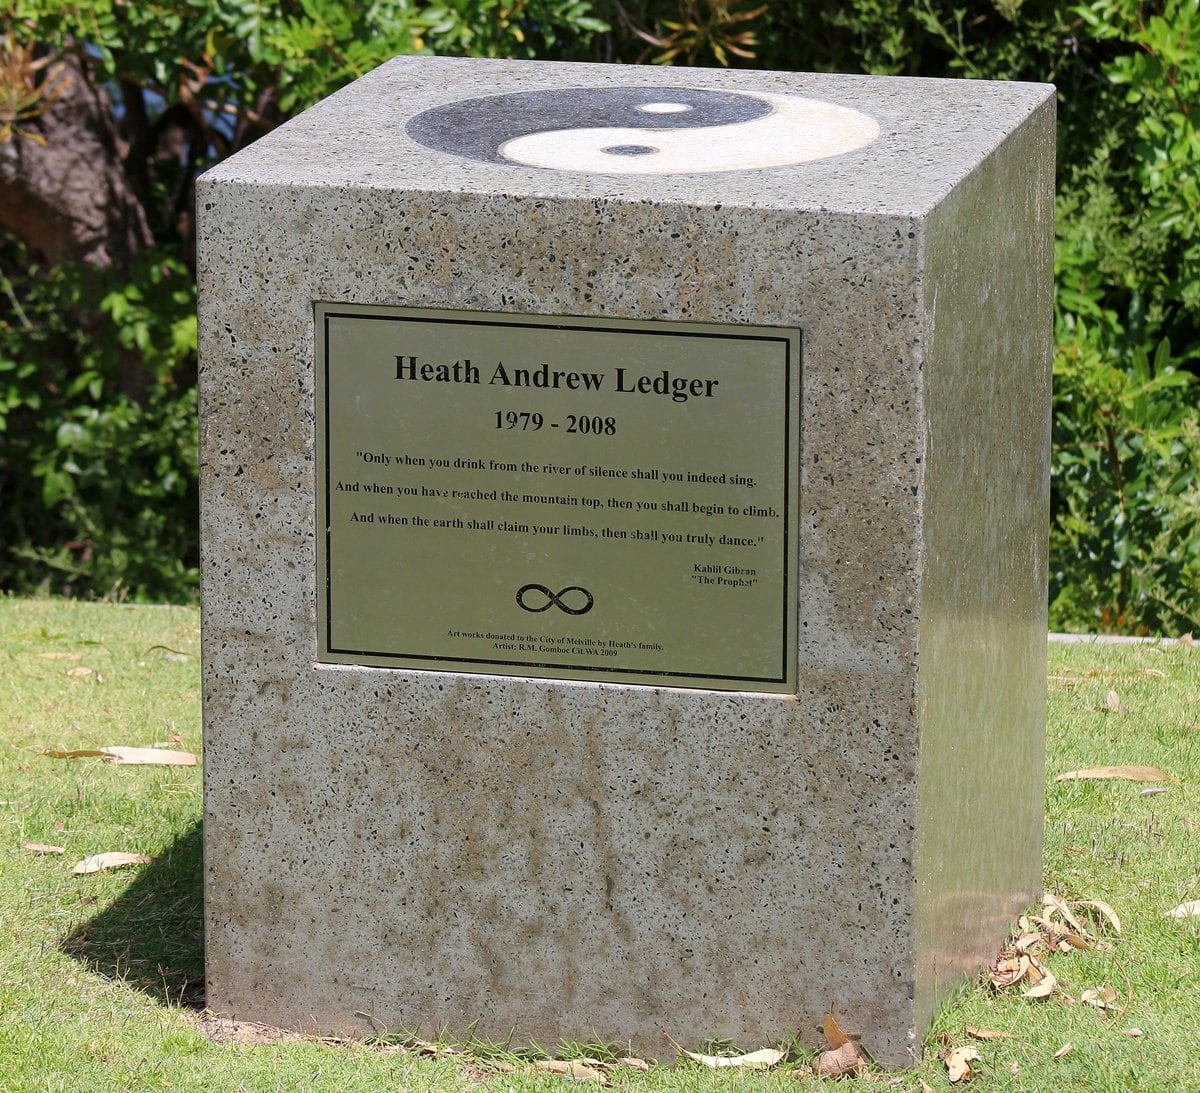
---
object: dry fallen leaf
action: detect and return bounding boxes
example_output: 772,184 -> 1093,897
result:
942,1045 -> 980,1083
45,747 -> 197,767
813,1041 -> 865,1078
1105,689 -> 1127,715
66,665 -> 94,678
102,746 -> 198,766
1122,1028 -> 1144,1038
822,1012 -> 851,1049
1077,899 -> 1122,935
408,1039 -> 460,1058
616,1057 -> 650,1072
1042,892 -> 1087,927
23,842 -> 65,855
1023,966 -> 1058,999
1081,986 -> 1118,1010
966,1027 -> 1018,1041
533,1060 -> 607,1083
1165,899 -> 1200,918
1025,954 -> 1052,983
1056,765 -> 1172,783
72,852 -> 153,875
989,955 -> 1031,989
1059,932 -> 1095,952
1139,786 -> 1169,798
682,1047 -> 784,1070
1053,1042 -> 1074,1059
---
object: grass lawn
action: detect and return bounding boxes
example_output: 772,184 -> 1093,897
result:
1,597 -> 1198,1091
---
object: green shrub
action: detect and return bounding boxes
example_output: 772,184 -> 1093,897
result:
3,0 -> 1198,630
0,244 -> 199,601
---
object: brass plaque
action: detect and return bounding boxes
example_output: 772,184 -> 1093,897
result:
316,304 -> 800,692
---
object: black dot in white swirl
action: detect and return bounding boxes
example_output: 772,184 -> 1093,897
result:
405,87 -> 880,175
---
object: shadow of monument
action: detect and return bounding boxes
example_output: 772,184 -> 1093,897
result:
61,819 -> 205,1008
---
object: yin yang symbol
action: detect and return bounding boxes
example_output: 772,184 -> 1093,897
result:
405,87 -> 880,175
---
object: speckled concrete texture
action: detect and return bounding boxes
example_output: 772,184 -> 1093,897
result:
197,56 -> 1054,1066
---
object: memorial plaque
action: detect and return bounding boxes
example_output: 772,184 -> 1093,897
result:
316,304 -> 800,692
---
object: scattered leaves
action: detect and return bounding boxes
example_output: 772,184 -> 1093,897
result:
941,1045 -> 980,1083
533,1059 -> 606,1083
23,842 -> 65,855
72,852 -> 153,875
1056,765 -> 1172,783
1165,899 -> 1200,918
681,1047 -> 784,1070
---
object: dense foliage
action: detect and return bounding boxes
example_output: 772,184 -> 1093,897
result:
1,1 -> 1197,631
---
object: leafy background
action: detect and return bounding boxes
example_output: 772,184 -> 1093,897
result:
1,0 -> 1197,634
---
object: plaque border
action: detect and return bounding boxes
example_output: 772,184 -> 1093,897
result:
316,304 -> 801,692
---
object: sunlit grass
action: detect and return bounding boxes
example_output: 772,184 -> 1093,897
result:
1,598 -> 1197,1090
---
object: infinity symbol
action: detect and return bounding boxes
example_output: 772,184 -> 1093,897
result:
516,584 -> 594,615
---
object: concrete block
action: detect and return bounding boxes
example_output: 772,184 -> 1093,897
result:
197,56 -> 1054,1065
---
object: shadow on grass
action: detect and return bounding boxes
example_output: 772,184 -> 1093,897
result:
61,819 -> 206,1008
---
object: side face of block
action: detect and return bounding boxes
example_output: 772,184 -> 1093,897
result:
197,56 -> 1052,1066
915,95 -> 1056,1028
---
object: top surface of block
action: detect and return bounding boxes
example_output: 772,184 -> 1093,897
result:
203,56 -> 1052,217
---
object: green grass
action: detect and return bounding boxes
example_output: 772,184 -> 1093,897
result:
2,597 -> 1198,1090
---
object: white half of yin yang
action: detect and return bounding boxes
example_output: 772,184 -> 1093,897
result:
498,92 -> 881,174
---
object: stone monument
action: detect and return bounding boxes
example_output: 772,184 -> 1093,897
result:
197,56 -> 1054,1065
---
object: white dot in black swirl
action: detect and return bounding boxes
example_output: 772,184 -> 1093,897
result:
405,87 -> 880,175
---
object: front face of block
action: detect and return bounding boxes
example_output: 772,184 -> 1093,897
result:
198,57 -> 1052,1065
